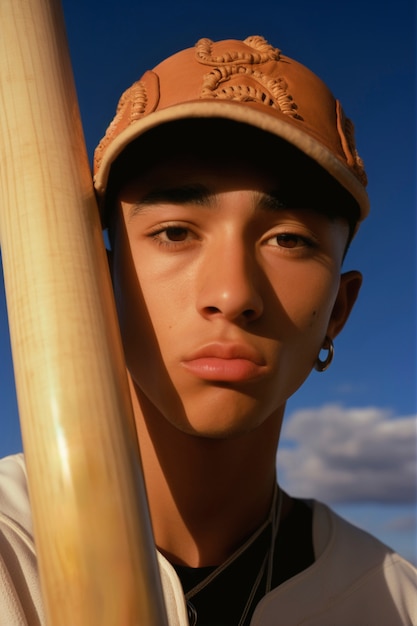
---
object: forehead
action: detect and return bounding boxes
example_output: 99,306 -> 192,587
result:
118,152 -> 284,202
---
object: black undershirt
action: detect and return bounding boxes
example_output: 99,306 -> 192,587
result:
173,498 -> 315,626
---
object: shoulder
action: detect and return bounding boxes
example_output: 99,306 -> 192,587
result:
251,499 -> 417,625
312,499 -> 410,564
312,500 -> 416,596
0,453 -> 45,624
0,453 -> 32,533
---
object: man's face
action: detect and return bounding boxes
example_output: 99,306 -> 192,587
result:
111,152 -> 360,439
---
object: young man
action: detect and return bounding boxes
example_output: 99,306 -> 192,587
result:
0,36 -> 416,625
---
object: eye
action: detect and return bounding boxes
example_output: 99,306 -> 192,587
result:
162,226 -> 189,242
147,223 -> 198,249
265,232 -> 313,249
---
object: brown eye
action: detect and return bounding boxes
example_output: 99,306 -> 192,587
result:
165,227 -> 189,241
263,231 -> 314,251
276,233 -> 303,248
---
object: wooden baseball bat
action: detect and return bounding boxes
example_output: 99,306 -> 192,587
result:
0,1 -> 168,624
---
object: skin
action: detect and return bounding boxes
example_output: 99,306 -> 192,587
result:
110,153 -> 362,567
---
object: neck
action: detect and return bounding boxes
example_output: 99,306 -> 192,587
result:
129,380 -> 286,567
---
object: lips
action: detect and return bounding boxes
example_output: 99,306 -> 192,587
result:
181,343 -> 267,382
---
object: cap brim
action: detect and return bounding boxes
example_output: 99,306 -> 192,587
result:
94,99 -> 370,219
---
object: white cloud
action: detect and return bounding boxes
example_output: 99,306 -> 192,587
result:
277,405 -> 417,504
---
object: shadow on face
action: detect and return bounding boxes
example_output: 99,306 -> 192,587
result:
102,118 -> 360,245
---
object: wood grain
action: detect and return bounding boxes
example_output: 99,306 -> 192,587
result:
0,0 -> 168,623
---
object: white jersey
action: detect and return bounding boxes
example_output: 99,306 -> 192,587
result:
1,454 -> 416,625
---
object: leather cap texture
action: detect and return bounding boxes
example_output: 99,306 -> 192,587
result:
94,36 -> 369,220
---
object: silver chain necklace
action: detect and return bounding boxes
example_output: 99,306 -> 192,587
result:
185,484 -> 283,626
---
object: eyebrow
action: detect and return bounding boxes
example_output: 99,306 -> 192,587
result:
260,192 -> 289,212
129,184 -> 214,217
127,184 -> 290,219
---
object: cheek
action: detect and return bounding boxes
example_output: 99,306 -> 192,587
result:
273,267 -> 339,334
111,232 -> 158,367
271,275 -> 339,398
112,240 -> 184,380
112,244 -> 191,421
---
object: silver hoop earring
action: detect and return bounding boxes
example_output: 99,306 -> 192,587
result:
314,336 -> 334,372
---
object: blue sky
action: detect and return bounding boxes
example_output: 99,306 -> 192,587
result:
1,0 -> 416,563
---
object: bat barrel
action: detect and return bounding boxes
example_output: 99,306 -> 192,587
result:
0,0 -> 167,623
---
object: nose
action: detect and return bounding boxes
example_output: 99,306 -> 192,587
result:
196,239 -> 264,324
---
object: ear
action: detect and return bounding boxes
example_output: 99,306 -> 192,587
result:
327,270 -> 362,340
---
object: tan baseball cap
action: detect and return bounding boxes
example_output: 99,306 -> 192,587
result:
93,36 -> 369,220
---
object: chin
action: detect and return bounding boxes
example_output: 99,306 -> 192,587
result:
133,374 -> 284,441
180,420 -> 257,440
171,397 -> 278,441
